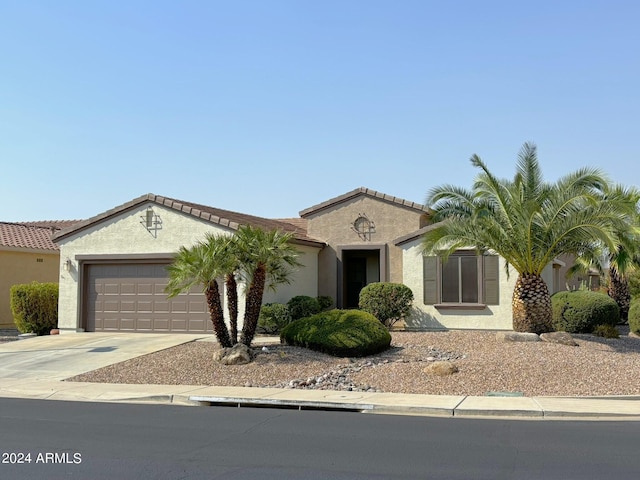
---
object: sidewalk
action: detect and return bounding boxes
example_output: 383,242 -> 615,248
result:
1,334 -> 640,420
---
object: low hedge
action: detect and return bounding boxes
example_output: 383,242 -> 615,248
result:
280,309 -> 391,357
629,299 -> 640,335
551,290 -> 620,333
10,282 -> 59,335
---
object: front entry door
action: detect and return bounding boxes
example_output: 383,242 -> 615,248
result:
345,257 -> 367,308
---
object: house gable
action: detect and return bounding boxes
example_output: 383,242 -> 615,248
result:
299,187 -> 429,306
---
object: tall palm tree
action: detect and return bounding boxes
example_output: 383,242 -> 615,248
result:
423,142 -> 635,333
233,226 -> 301,346
165,234 -> 235,348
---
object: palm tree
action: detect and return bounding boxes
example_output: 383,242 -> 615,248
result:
569,186 -> 640,321
165,234 -> 235,348
423,142 -> 635,333
232,226 -> 301,346
165,226 -> 301,349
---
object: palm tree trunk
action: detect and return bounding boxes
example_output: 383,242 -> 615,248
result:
608,266 -> 630,322
512,273 -> 554,333
205,280 -> 232,348
225,273 -> 239,344
240,263 -> 266,346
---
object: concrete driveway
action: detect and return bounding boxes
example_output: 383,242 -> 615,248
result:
0,333 -> 208,381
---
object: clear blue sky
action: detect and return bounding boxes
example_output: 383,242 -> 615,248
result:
1,0 -> 638,222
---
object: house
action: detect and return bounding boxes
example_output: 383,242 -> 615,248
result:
53,187 -> 576,334
0,221 -> 77,329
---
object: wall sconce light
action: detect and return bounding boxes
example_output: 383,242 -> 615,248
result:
63,259 -> 72,272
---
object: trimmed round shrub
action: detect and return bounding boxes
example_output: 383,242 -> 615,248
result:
629,299 -> 640,335
287,295 -> 321,321
316,295 -> 334,311
10,282 -> 59,335
358,282 -> 414,328
257,303 -> 291,334
551,290 -> 620,333
280,309 -> 392,357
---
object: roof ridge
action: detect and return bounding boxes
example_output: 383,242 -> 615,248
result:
299,186 -> 428,217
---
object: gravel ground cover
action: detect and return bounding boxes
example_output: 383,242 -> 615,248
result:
67,329 -> 640,397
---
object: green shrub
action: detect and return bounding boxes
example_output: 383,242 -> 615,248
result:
287,295 -> 321,321
551,290 -> 620,333
628,270 -> 640,300
257,303 -> 291,334
592,324 -> 619,339
280,309 -> 392,357
316,295 -> 334,311
358,282 -> 414,328
10,282 -> 59,335
629,299 -> 640,335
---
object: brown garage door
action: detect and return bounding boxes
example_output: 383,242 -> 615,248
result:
85,263 -> 212,333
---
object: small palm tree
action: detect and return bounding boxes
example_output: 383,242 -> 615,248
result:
165,226 -> 301,349
165,234 -> 235,348
423,142 -> 635,333
232,226 -> 301,346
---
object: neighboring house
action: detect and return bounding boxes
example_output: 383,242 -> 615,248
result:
0,221 -> 77,329
53,187 -> 585,334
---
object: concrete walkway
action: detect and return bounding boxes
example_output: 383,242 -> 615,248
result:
1,334 -> 640,420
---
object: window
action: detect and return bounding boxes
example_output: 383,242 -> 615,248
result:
423,251 -> 499,306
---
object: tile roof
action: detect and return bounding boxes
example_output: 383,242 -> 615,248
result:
0,221 -> 78,251
299,187 -> 429,217
53,194 -> 325,247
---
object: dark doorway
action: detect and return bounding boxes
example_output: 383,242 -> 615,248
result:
343,250 -> 380,308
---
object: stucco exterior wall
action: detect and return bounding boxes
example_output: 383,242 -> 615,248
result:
0,250 -> 60,329
57,202 -> 320,332
262,245 -> 319,304
400,238 -> 517,330
305,195 -> 425,301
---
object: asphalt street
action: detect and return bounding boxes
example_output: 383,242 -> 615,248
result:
1,398 -> 640,479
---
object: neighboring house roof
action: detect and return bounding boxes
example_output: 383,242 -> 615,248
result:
299,187 -> 430,218
0,221 -> 77,252
52,194 -> 325,247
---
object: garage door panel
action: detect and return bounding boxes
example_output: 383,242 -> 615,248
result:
189,300 -> 207,313
155,301 -> 169,313
120,301 -> 135,312
85,263 -> 212,333
170,319 -> 187,331
103,300 -> 120,312
137,301 -> 153,313
171,301 -> 188,313
188,319 -> 208,331
136,318 -> 152,330
102,318 -> 120,330
138,283 -> 153,295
